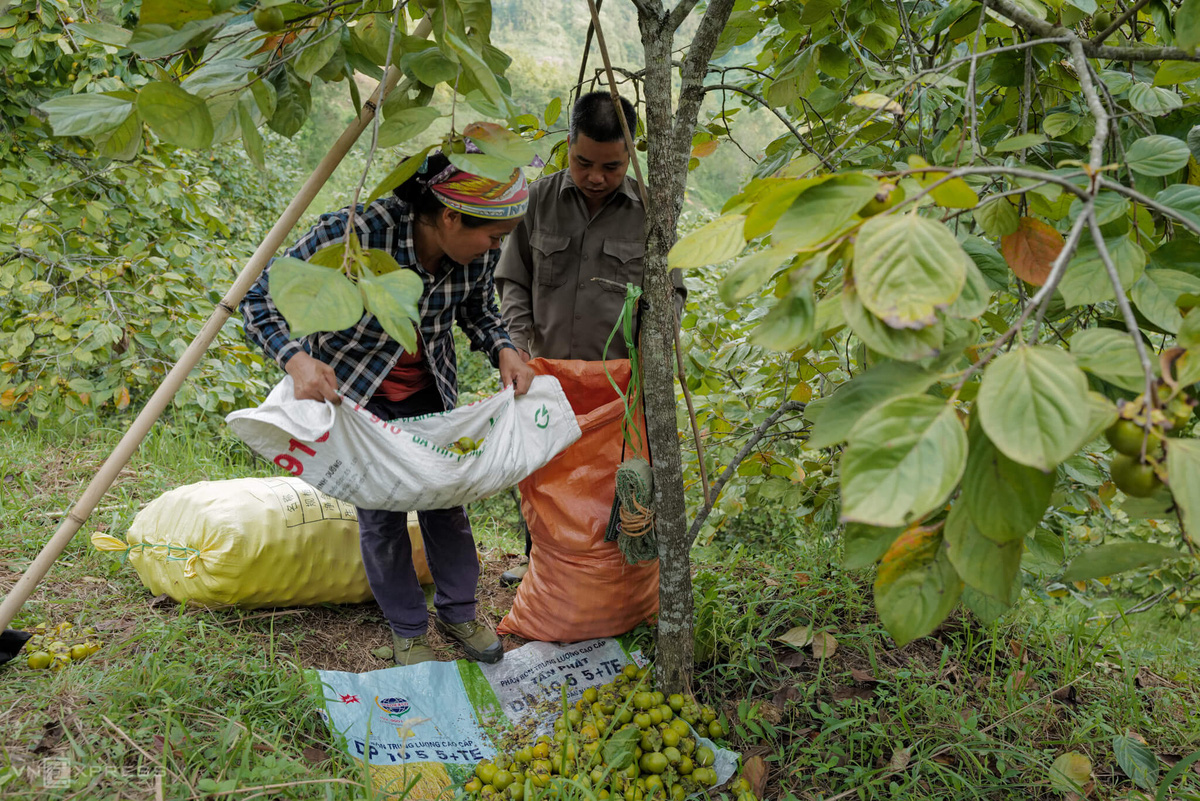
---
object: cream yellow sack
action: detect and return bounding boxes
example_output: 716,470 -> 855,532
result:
92,477 -> 432,609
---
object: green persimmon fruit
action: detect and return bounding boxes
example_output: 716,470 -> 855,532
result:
253,6 -> 285,32
1110,454 -> 1162,498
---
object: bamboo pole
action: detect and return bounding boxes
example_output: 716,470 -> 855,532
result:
0,18 -> 432,633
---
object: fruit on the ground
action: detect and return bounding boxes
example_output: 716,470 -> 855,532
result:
1110,454 -> 1162,498
253,6 -> 285,32
460,668 -> 742,800
22,621 -> 102,670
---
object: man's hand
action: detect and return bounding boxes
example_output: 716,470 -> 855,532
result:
498,347 -> 535,396
285,352 -> 341,404
517,348 -> 531,362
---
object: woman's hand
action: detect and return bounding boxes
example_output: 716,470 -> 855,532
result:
285,352 -> 341,404
498,347 -> 535,396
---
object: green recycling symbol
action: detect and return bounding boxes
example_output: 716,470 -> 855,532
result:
534,405 -> 550,429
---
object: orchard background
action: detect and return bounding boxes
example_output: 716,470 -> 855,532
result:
2,0 -> 1200,798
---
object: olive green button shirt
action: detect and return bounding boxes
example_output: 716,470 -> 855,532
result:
495,169 -> 684,361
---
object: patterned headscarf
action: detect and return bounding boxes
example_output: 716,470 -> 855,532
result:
419,148 -> 529,220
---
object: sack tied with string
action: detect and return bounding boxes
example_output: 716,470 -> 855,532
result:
225,374 -> 581,511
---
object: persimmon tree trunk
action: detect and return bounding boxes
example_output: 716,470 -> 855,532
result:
632,0 -> 735,694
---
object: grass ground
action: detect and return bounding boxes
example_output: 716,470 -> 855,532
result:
1,416 -> 1198,800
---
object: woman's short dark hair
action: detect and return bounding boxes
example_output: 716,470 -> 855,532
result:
569,91 -> 637,145
392,152 -> 491,228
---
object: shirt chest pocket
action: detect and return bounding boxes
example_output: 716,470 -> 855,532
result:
531,231 -> 572,288
600,238 -> 645,292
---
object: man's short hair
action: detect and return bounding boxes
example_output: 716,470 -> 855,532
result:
569,91 -> 638,145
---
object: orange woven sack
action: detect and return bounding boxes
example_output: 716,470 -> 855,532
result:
498,359 -> 659,642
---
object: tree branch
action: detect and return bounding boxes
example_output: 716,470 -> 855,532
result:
981,0 -> 1200,61
702,84 -> 834,169
686,400 -> 805,544
1091,0 -> 1153,45
667,0 -> 702,31
1096,178 -> 1200,238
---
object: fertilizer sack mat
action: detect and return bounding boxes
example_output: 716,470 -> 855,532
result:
226,374 -> 581,511
499,359 -> 659,643
93,477 -> 436,608
310,637 -> 738,799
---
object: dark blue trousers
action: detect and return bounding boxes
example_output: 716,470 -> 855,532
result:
356,387 -> 479,638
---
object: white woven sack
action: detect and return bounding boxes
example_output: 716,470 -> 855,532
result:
226,374 -> 581,511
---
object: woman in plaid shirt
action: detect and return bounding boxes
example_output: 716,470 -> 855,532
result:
242,153 -> 535,666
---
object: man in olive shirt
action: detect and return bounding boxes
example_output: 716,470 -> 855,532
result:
495,91 -> 684,583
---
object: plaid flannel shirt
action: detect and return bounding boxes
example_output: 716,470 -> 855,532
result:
241,196 -> 515,409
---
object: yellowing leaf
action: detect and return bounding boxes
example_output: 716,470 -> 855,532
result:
691,139 -> 719,158
1001,217 -> 1064,286
789,382 -> 813,402
907,155 -> 979,209
811,631 -> 838,657
850,92 -> 903,115
115,386 -> 130,410
775,625 -> 813,648
668,215 -> 747,269
1049,751 -> 1092,794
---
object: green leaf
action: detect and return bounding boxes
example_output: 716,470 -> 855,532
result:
127,18 -> 226,60
907,155 -> 979,209
978,346 -> 1089,471
402,47 -> 460,86
1049,753 -> 1092,794
69,22 -> 132,47
1126,135 -> 1191,177
842,285 -> 945,361
367,145 -> 437,204
1133,269 -> 1200,334
807,362 -> 937,449
853,213 -> 968,328
1112,734 -> 1160,791
841,395 -> 968,527
1128,83 -> 1183,117
267,66 -> 311,139
962,585 -> 1014,625
294,24 -> 344,83
1070,328 -> 1150,392
1068,192 -> 1130,227
944,503 -> 1022,603
1180,310 -> 1200,349
1062,542 -> 1181,581
743,179 -> 814,239
1178,0 -> 1200,53
1042,112 -> 1079,139
139,0 -> 213,25
946,253 -> 990,320
1075,391 -> 1120,452
136,82 -> 213,149
269,258 -> 364,339
444,32 -> 509,112
1167,438 -> 1200,543
874,527 -> 963,647
360,262 -> 423,354
465,121 -> 536,167
238,101 -> 265,171
544,95 -> 562,127
96,111 -> 142,161
719,248 -> 794,304
39,93 -> 134,137
961,236 -> 1010,292
377,106 -> 442,149
1058,235 -> 1147,308
1190,125 -> 1200,161
976,197 -> 1020,238
766,47 -> 818,107
447,152 -> 520,184
843,523 -> 903,569
668,215 -> 746,269
772,174 -> 881,250
602,724 -> 640,770
750,287 -> 816,351
1153,60 -> 1200,86
962,417 -> 1054,543
1156,184 -> 1200,230
992,133 -> 1046,153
